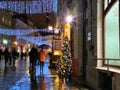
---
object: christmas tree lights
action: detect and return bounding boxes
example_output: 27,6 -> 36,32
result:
56,36 -> 72,77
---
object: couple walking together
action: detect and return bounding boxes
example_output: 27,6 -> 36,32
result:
29,45 -> 46,72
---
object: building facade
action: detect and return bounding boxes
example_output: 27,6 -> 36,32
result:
0,0 -> 120,89
57,0 -> 120,90
0,9 -> 34,53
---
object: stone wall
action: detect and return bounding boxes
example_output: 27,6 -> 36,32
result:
86,0 -> 99,89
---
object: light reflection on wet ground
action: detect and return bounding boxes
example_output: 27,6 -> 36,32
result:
0,57 -> 80,90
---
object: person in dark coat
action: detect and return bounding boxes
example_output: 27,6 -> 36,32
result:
21,51 -> 24,60
29,45 -> 38,72
3,47 -> 10,66
12,48 -> 18,66
48,52 -> 53,68
9,50 -> 12,65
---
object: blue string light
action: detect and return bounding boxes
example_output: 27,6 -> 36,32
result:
17,35 -> 52,46
0,0 -> 58,14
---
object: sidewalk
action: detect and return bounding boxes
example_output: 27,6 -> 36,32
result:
0,56 -> 80,90
72,76 -> 92,90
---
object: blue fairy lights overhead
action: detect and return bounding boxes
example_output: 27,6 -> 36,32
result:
0,0 -> 58,14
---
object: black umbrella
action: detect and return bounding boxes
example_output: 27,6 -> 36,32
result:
39,44 -> 51,49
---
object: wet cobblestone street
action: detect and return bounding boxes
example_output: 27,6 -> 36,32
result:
0,56 -> 80,90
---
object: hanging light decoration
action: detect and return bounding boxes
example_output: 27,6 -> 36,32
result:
0,0 -> 58,14
16,35 -> 52,46
0,29 -> 46,36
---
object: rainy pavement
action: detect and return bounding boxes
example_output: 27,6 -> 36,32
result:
0,56 -> 81,90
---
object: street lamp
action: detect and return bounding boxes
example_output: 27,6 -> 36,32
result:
64,15 -> 73,41
66,15 -> 73,23
48,26 -> 53,30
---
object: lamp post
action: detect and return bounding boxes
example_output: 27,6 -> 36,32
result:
48,26 -> 54,53
48,26 -> 60,54
65,15 -> 73,41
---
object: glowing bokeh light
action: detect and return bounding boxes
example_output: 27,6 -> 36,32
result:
66,15 -> 73,23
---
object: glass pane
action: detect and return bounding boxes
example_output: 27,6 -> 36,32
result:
105,1 -> 119,66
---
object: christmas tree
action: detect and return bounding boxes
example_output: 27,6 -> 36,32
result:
56,36 -> 72,77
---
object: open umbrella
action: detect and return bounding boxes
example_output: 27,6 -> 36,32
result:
39,44 -> 51,49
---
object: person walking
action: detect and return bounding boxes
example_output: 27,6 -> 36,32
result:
29,45 -> 38,72
3,47 -> 10,67
20,51 -> 24,60
48,52 -> 53,68
12,48 -> 18,67
9,50 -> 12,65
39,47 -> 46,72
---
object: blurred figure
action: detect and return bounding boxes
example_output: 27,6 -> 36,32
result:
12,48 -> 18,67
0,48 -> 2,61
30,71 -> 38,90
29,45 -> 38,72
9,50 -> 12,65
39,47 -> 46,72
24,51 -> 27,60
48,52 -> 53,68
3,47 -> 10,67
21,51 -> 24,60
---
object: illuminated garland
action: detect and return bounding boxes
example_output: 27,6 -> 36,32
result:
17,36 -> 52,46
0,29 -> 51,36
0,28 -> 54,46
0,0 -> 57,14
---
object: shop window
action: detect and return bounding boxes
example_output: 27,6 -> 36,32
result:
2,17 -> 5,24
105,1 -> 119,66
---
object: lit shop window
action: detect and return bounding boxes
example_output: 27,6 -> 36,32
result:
2,17 -> 5,23
105,1 -> 119,66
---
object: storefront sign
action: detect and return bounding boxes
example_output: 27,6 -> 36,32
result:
54,40 -> 62,50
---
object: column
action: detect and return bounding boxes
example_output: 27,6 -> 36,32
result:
97,0 -> 104,67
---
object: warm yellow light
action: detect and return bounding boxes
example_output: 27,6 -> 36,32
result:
14,41 -> 18,45
48,26 -> 53,30
54,51 -> 60,55
47,48 -> 52,52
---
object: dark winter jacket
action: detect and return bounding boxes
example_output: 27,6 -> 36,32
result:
29,47 -> 38,61
3,48 -> 10,60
